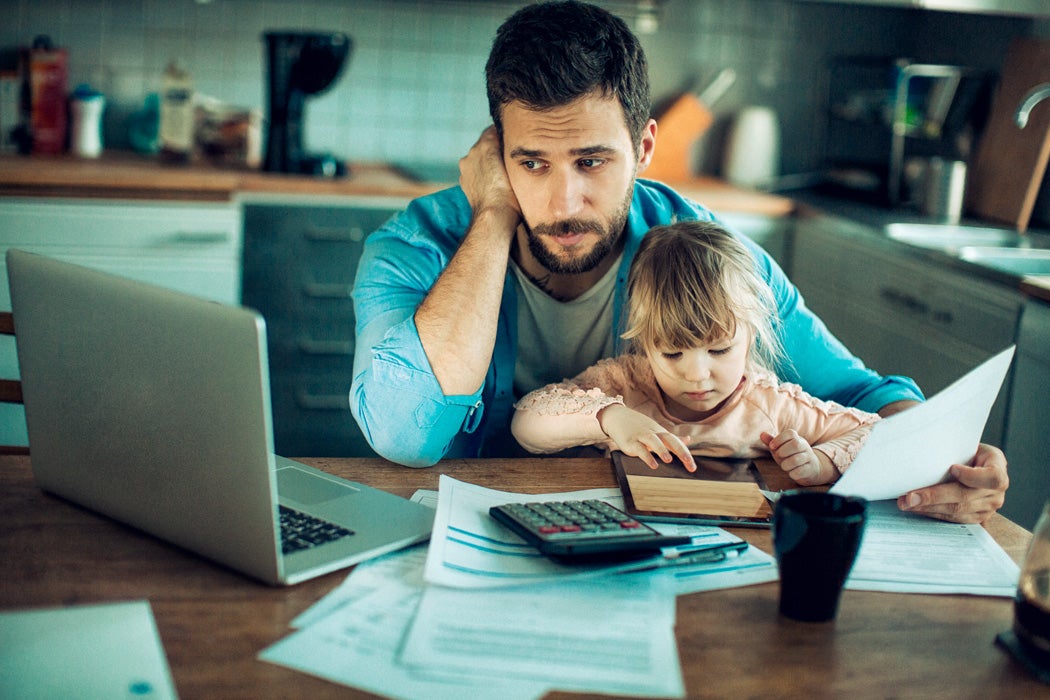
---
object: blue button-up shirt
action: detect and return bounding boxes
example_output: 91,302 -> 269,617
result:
350,179 -> 923,467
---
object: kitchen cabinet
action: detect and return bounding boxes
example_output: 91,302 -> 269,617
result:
719,212 -> 794,274
241,198 -> 407,458
790,213 -> 1022,445
1002,298 -> 1050,530
0,196 -> 243,449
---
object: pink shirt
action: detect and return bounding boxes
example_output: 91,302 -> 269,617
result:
512,354 -> 880,474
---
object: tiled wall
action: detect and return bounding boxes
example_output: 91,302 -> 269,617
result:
0,0 -> 1039,176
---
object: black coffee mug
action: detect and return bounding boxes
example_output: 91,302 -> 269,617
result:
772,491 -> 868,622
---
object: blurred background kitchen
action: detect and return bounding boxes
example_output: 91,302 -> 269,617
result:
0,0 -> 1045,178
3,0 -> 1050,529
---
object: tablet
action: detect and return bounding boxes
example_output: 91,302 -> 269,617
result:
612,451 -> 774,528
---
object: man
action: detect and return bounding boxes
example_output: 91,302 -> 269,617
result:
351,1 -> 1007,524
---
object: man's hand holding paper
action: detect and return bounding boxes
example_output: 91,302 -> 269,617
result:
830,347 -> 1015,524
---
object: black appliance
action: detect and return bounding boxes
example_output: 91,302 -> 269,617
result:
263,31 -> 351,177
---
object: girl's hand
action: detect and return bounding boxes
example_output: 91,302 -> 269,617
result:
761,430 -> 833,486
598,404 -> 696,472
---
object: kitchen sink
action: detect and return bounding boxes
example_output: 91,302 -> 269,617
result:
884,223 -> 1023,251
958,247 -> 1050,277
884,222 -> 1050,277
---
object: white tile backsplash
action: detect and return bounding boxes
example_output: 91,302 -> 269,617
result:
0,0 -> 1036,174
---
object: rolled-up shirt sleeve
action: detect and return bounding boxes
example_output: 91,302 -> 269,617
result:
350,198 -> 483,467
351,312 -> 482,467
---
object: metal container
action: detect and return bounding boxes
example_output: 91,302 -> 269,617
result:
922,157 -> 967,224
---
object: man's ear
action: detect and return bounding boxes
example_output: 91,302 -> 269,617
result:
636,119 -> 658,172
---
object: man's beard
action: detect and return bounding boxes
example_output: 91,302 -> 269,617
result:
523,186 -> 633,275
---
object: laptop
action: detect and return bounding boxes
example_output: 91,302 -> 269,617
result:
6,248 -> 434,586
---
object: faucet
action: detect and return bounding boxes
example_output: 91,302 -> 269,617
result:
1016,83 -> 1050,128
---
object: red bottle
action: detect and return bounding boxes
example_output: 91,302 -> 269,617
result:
21,35 -> 68,155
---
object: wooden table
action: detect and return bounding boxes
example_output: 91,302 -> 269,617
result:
0,454 -> 1041,699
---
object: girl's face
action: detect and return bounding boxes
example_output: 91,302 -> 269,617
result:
645,323 -> 749,422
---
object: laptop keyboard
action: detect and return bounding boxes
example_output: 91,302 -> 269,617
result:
279,505 -> 355,554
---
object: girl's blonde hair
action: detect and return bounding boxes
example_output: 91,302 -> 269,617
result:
622,220 -> 784,373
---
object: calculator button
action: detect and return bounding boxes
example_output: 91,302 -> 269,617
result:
488,498 -> 693,562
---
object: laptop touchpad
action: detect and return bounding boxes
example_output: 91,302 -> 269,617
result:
277,466 -> 360,505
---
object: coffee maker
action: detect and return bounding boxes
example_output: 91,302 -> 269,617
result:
263,31 -> 351,177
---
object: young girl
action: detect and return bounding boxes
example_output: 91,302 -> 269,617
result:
511,220 -> 879,486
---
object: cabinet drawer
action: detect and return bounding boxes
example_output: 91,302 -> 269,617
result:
243,203 -> 395,275
242,200 -> 405,457
244,267 -> 357,322
791,218 -> 1022,444
793,223 -> 1021,354
269,375 -> 376,458
265,315 -> 356,373
0,198 -> 241,253
242,204 -> 399,319
0,197 -> 242,308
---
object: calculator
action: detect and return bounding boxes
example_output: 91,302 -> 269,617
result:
489,499 -> 693,564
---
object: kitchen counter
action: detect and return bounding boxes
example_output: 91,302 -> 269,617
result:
791,189 -> 1050,304
1021,277 -> 1050,303
7,152 -> 1043,299
0,153 -> 796,216
659,177 -> 795,218
0,153 -> 445,202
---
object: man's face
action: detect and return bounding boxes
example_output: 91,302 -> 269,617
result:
500,93 -> 655,275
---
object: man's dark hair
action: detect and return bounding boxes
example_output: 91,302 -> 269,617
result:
485,1 -> 651,151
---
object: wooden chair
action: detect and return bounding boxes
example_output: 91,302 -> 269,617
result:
0,310 -> 28,455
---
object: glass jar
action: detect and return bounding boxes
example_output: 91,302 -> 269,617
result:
999,500 -> 1050,682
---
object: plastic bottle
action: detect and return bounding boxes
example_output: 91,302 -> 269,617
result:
159,62 -> 193,163
69,84 -> 104,158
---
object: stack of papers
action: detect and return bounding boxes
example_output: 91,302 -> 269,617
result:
260,476 -> 777,699
260,473 -> 1020,699
422,476 -> 777,592
846,501 -> 1019,596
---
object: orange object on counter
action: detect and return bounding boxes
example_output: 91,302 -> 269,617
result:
645,70 -> 735,184
645,92 -> 713,183
22,38 -> 68,155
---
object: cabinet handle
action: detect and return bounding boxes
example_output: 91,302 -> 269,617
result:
298,338 -> 354,355
302,282 -> 353,298
171,232 -> 231,244
879,287 -> 929,316
304,226 -> 364,242
294,390 -> 350,411
930,310 -> 954,325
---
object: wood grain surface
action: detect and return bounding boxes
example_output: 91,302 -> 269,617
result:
0,454 -> 1040,699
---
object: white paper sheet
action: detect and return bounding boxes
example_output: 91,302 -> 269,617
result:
423,475 -> 777,592
291,541 -> 431,630
261,578 -> 550,700
845,501 -> 1020,596
290,489 -> 438,629
831,346 -> 1015,501
0,601 -> 177,700
401,574 -> 685,698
